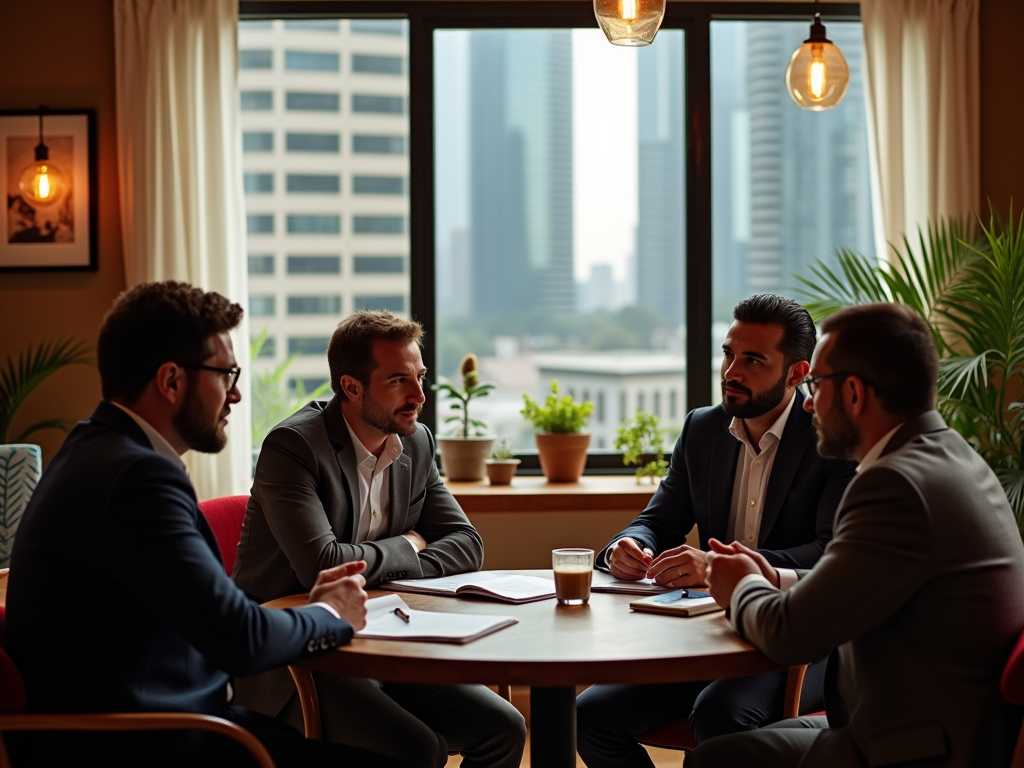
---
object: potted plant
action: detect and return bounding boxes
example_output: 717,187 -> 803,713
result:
485,437 -> 520,485
1,337 -> 91,567
521,380 -> 594,482
615,411 -> 669,484
432,354 -> 495,481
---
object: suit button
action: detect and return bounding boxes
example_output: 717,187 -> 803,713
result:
306,639 -> 317,653
320,637 -> 330,650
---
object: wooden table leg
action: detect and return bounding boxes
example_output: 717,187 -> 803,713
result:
530,686 -> 577,767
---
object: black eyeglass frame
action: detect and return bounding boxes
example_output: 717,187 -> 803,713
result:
800,371 -> 877,397
178,363 -> 242,391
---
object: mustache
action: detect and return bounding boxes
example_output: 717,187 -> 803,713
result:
721,379 -> 752,397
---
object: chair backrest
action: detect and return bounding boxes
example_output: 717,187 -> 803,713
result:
0,606 -> 27,714
1001,626 -> 1024,706
197,496 -> 249,577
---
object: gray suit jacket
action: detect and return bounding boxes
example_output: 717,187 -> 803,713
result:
733,411 -> 1024,768
232,396 -> 484,715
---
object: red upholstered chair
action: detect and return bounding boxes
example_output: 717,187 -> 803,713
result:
197,496 -> 324,740
0,605 -> 276,768
1000,627 -> 1024,767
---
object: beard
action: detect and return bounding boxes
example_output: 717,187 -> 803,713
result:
814,399 -> 861,460
720,370 -> 788,420
361,392 -> 422,437
174,386 -> 228,454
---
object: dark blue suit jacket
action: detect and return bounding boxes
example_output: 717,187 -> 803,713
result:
6,401 -> 351,715
603,391 -> 857,569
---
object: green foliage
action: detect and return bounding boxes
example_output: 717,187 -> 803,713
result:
615,411 -> 669,484
521,380 -> 594,434
491,437 -> 516,461
432,353 -> 494,437
250,328 -> 332,446
794,205 -> 1024,534
0,337 -> 92,443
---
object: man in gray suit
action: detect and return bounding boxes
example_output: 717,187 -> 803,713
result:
689,303 -> 1024,768
233,311 -> 526,768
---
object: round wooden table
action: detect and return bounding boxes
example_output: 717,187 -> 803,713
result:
265,571 -> 780,766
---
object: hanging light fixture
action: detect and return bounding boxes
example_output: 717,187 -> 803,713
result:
594,0 -> 665,47
785,0 -> 850,111
18,106 -> 67,207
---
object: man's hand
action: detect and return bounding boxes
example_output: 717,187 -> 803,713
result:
708,538 -> 779,586
402,529 -> 427,553
646,544 -> 708,587
607,537 -> 654,580
308,561 -> 369,630
705,550 -> 761,608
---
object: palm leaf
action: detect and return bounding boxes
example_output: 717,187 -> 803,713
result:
0,337 -> 92,442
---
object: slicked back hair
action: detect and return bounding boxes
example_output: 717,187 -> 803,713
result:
733,294 -> 817,367
328,311 -> 424,398
98,281 -> 243,403
819,303 -> 938,418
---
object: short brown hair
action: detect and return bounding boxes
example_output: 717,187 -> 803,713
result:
328,311 -> 424,398
819,303 -> 938,418
98,281 -> 243,403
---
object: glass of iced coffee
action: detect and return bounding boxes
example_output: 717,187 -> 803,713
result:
552,548 -> 595,605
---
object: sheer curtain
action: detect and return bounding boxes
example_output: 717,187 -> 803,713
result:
113,0 -> 252,500
861,0 -> 980,259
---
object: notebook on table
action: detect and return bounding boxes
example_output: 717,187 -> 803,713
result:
386,571 -> 556,604
629,589 -> 724,617
355,594 -> 518,644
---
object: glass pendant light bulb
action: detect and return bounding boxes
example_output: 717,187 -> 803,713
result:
18,108 -> 67,206
785,4 -> 850,111
594,0 -> 665,46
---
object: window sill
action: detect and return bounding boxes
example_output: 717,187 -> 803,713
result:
444,474 -> 662,514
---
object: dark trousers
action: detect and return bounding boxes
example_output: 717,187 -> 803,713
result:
7,705 -> 411,768
575,659 -> 827,768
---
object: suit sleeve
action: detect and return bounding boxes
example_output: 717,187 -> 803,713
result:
102,454 -> 352,677
733,466 -> 934,666
597,411 -> 697,569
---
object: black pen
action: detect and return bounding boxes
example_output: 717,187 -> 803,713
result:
394,607 -> 411,623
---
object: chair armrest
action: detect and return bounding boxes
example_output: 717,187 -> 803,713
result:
783,664 -> 809,719
287,666 -> 322,740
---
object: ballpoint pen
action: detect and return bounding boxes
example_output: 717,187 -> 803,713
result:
394,607 -> 411,623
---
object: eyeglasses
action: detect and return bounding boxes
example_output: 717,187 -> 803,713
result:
799,371 -> 876,397
178,363 -> 241,391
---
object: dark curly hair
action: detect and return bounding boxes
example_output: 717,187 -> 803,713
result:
97,281 -> 243,403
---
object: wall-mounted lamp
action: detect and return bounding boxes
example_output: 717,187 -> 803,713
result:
594,0 -> 666,46
18,106 -> 67,206
785,1 -> 850,111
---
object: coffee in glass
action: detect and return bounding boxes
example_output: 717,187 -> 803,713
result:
552,548 -> 595,605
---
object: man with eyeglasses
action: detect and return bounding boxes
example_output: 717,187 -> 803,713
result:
577,294 -> 858,767
5,281 -> 407,767
690,303 -> 1024,768
232,310 -> 526,768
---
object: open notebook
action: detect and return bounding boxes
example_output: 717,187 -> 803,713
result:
355,594 -> 518,643
386,571 -> 556,603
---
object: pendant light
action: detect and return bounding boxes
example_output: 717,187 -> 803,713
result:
18,107 -> 67,207
594,0 -> 666,47
785,1 -> 850,111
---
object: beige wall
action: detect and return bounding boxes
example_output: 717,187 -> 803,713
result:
0,0 -> 1020,463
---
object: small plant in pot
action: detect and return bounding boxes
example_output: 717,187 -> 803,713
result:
485,437 -> 520,486
432,354 -> 495,482
615,411 -> 669,484
521,380 -> 594,483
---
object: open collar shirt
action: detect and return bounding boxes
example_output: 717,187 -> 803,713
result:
343,415 -> 405,544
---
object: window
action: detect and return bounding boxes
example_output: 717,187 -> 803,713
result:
352,54 -> 404,75
241,91 -> 273,111
288,296 -> 342,315
287,174 -> 341,194
285,20 -> 340,32
287,215 -> 341,234
244,173 -> 274,193
287,255 -> 341,274
243,132 -> 274,152
286,91 -> 340,111
288,337 -> 331,355
355,295 -> 406,312
350,20 -> 406,36
254,336 -> 277,357
353,215 -> 404,234
354,256 -> 404,274
250,296 -> 276,316
248,255 -> 274,275
240,49 -> 273,69
286,132 -> 340,153
352,94 -> 405,114
353,176 -> 404,194
286,51 -> 340,71
352,135 -> 404,154
247,214 -> 274,234
290,377 -> 331,391
241,20 -> 273,30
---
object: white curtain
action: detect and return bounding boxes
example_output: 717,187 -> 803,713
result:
860,0 -> 980,260
113,0 -> 252,501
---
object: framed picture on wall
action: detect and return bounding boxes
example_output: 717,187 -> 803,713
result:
0,108 -> 97,272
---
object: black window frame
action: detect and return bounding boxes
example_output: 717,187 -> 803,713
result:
241,2 -> 862,474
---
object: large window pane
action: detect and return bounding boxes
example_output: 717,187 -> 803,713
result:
435,29 -> 686,452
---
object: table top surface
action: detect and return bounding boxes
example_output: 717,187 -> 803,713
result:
266,570 -> 780,687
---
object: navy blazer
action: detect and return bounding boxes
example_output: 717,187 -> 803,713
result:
6,401 -> 350,715
603,391 -> 857,569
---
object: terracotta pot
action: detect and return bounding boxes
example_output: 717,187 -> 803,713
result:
485,459 -> 521,486
437,436 -> 495,482
534,432 -> 590,483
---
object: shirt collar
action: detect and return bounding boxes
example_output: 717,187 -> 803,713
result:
728,390 -> 796,453
109,401 -> 187,473
342,413 -> 404,470
856,421 -> 907,473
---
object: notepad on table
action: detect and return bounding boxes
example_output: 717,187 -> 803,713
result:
629,589 -> 724,617
591,577 -> 673,596
355,594 -> 518,643
386,571 -> 556,604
